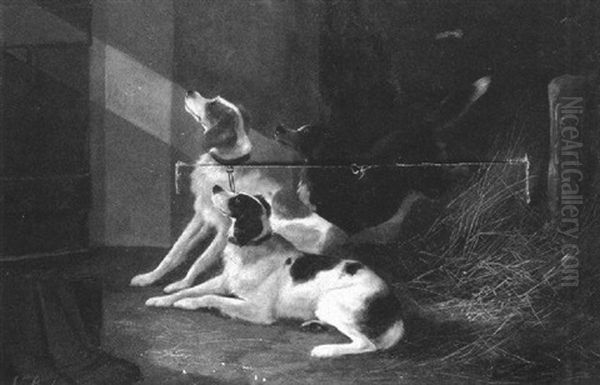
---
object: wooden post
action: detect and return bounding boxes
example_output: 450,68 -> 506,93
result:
547,75 -> 588,218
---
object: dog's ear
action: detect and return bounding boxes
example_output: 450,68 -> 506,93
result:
232,213 -> 263,246
254,195 -> 271,217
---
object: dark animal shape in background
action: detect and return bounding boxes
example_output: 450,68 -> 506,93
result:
275,77 -> 490,240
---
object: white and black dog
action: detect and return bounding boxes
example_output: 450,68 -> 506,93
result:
146,185 -> 405,358
131,91 -> 342,293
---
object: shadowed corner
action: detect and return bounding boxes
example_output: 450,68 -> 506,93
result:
389,309 -> 479,362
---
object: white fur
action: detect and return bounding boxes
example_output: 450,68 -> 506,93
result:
272,213 -> 349,255
146,191 -> 405,358
130,93 -> 343,292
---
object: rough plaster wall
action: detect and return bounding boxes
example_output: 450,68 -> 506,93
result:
87,0 -> 596,246
91,0 -> 322,247
169,0 -> 323,235
171,0 -> 323,160
90,0 -> 174,247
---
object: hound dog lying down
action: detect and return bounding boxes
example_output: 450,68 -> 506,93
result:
146,185 -> 405,358
130,91 -> 344,293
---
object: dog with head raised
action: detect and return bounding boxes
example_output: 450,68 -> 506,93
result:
130,90 -> 325,292
146,185 -> 405,358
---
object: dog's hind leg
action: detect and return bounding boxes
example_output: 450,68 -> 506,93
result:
145,275 -> 226,307
162,225 -> 229,293
130,213 -> 210,287
311,293 -> 377,358
310,325 -> 376,358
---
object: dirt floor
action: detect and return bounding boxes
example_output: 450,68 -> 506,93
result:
88,247 -> 597,385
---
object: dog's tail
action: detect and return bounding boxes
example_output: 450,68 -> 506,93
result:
364,76 -> 491,163
432,76 -> 491,129
429,75 -> 491,160
376,319 -> 405,351
357,289 -> 407,351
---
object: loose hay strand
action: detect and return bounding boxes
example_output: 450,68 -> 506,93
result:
407,155 -> 570,376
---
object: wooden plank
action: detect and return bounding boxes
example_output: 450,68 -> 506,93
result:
0,174 -> 90,213
2,52 -> 89,177
2,0 -> 91,47
0,1 -> 91,259
0,210 -> 88,256
547,75 -> 589,217
1,22 -> 5,254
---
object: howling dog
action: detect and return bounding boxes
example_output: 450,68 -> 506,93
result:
131,91 -> 342,293
146,185 -> 405,358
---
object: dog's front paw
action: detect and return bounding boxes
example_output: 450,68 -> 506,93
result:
310,344 -> 339,358
173,298 -> 204,310
130,272 -> 157,287
145,296 -> 174,307
163,279 -> 192,294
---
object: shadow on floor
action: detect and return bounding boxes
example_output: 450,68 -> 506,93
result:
81,247 -> 593,385
76,247 -> 488,385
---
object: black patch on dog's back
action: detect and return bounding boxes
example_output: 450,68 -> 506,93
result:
358,291 -> 403,340
290,254 -> 339,283
343,261 -> 363,276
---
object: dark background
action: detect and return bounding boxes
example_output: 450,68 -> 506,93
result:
2,1 -> 599,384
102,0 -> 599,249
1,0 -> 598,264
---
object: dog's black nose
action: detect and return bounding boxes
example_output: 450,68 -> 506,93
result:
275,124 -> 286,135
212,185 -> 224,194
186,90 -> 195,97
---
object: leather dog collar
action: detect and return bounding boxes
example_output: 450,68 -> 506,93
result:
228,232 -> 273,247
210,152 -> 251,165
